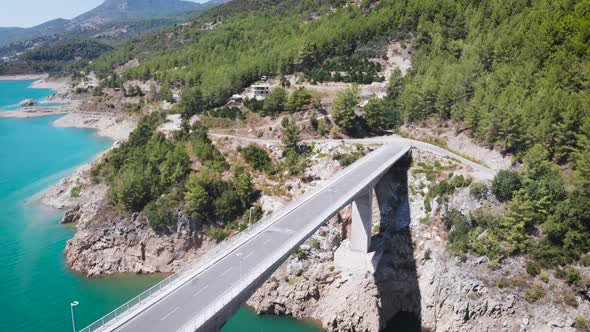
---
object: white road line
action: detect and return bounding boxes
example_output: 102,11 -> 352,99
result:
263,239 -> 271,246
244,251 -> 254,259
160,307 -> 180,321
220,267 -> 232,276
193,285 -> 209,297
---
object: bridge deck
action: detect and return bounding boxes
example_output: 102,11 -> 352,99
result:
92,143 -> 410,332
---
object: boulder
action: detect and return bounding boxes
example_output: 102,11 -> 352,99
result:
18,99 -> 38,106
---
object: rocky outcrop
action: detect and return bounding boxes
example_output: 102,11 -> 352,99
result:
65,209 -> 215,276
61,205 -> 81,224
18,98 -> 38,106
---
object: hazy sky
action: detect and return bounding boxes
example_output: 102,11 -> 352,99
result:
1,0 -> 206,28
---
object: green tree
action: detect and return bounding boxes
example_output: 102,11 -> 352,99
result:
364,96 -> 388,130
145,194 -> 178,231
180,87 -> 203,119
263,87 -> 287,115
185,173 -> 210,219
286,88 -> 312,112
281,117 -> 301,155
332,85 -> 360,133
491,170 -> 522,202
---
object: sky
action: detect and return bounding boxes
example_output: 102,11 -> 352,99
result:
0,0 -> 206,28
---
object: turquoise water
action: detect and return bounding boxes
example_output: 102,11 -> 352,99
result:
0,81 -> 320,332
0,80 -> 55,110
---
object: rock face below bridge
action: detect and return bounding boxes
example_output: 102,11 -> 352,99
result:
247,149 -> 590,332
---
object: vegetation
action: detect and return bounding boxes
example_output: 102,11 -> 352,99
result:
92,113 -> 257,233
239,145 -> 274,173
304,55 -> 384,84
11,39 -> 113,73
332,85 -> 360,134
206,106 -> 243,119
523,284 -> 545,303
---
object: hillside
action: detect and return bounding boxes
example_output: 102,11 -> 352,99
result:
88,0 -> 590,295
72,0 -> 202,24
0,0 -> 223,49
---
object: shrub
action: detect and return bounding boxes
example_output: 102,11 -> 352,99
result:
539,271 -> 549,283
576,315 -> 589,330
526,260 -> 541,276
145,195 -> 177,231
523,284 -> 545,303
208,227 -> 229,241
240,145 -> 273,172
310,239 -> 320,249
443,209 -> 468,231
564,291 -> 578,307
213,190 -> 242,222
470,182 -> 487,200
70,186 -> 82,198
564,267 -> 583,287
333,150 -> 365,167
424,249 -> 432,261
292,249 -> 307,260
491,170 -> 522,201
581,255 -> 590,267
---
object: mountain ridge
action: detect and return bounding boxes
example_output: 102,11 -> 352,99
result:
0,0 -> 212,47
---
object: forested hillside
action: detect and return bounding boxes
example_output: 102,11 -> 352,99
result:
91,0 -> 590,271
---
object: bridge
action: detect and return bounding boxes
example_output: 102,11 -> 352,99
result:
80,142 -> 412,332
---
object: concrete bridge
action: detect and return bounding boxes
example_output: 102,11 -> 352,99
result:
80,142 -> 411,332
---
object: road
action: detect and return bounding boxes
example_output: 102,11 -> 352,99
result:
210,133 -> 497,179
109,142 -> 410,332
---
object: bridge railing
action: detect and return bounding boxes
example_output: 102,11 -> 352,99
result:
79,144 -> 387,332
178,186 -> 327,332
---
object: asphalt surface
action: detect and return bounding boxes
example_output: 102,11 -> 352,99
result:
110,143 -> 410,332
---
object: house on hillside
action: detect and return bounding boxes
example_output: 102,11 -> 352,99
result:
252,84 -> 270,100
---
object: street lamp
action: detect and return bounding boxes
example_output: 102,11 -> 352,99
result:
70,301 -> 79,332
249,206 -> 255,227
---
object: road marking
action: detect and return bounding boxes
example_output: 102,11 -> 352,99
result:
221,267 -> 232,276
244,251 -> 254,259
193,285 -> 209,297
263,239 -> 271,246
160,307 -> 180,321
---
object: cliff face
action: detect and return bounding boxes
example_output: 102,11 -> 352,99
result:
64,209 -> 215,276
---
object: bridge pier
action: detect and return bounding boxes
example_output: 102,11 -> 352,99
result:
350,190 -> 373,253
335,176 -> 391,273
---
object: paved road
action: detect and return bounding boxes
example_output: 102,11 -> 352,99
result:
109,143 -> 410,332
210,133 -> 497,179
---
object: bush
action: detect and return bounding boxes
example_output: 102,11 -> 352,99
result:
539,271 -> 549,283
443,209 -> 468,231
292,249 -> 307,260
213,190 -> 242,222
70,186 -> 82,198
491,170 -> 522,202
564,291 -> 578,307
523,284 -> 545,303
525,260 -> 541,276
145,195 -> 177,231
576,315 -> 589,330
310,239 -> 320,249
564,267 -> 583,287
208,227 -> 229,241
581,255 -> 590,267
240,145 -> 273,172
470,182 -> 487,200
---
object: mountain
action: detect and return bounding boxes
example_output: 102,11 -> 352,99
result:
72,0 -> 202,24
0,0 -> 217,47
